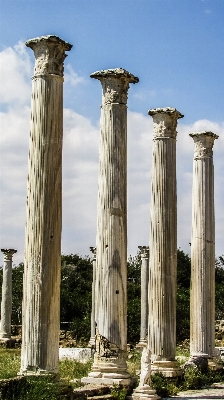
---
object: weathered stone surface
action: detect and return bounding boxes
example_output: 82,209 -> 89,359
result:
137,247 -> 149,348
0,249 -> 17,340
148,107 -> 183,377
89,247 -> 97,348
190,131 -> 218,360
83,68 -> 138,384
132,349 -> 159,400
20,35 -> 72,375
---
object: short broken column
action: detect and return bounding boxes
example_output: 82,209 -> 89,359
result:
82,68 -> 139,385
0,249 -> 17,340
20,35 -> 72,375
88,247 -> 96,347
137,246 -> 149,348
190,131 -> 218,362
148,107 -> 183,377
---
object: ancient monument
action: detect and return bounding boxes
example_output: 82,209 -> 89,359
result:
89,246 -> 96,347
82,68 -> 139,385
147,107 -> 183,377
20,35 -> 72,375
0,249 -> 17,341
189,131 -> 218,363
137,246 -> 149,348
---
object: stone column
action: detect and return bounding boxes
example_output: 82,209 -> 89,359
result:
148,107 -> 183,377
89,247 -> 96,347
82,68 -> 139,385
0,249 -> 17,340
190,131 -> 218,362
137,246 -> 149,348
20,35 -> 72,375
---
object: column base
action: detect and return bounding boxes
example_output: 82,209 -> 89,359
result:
0,333 -> 11,339
136,339 -> 148,349
131,384 -> 160,399
151,361 -> 182,378
81,373 -> 131,386
82,351 -> 131,386
18,367 -> 59,376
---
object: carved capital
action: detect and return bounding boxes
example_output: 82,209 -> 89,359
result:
90,68 -> 139,105
1,249 -> 17,261
148,107 -> 184,139
138,246 -> 149,259
26,35 -> 72,77
190,131 -> 218,159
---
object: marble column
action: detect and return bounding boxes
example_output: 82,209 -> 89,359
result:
20,35 -> 72,375
82,68 -> 139,385
89,247 -> 96,347
137,246 -> 149,348
148,107 -> 183,377
190,131 -> 218,361
0,249 -> 17,340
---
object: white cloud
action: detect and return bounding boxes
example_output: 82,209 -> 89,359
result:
64,64 -> 85,87
0,42 -> 33,106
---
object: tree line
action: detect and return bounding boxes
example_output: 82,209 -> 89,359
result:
0,250 -> 223,344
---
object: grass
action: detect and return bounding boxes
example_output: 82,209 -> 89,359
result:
0,349 -> 92,399
0,345 -> 223,399
0,348 -> 21,379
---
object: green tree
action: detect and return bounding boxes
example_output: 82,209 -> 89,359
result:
176,249 -> 191,342
215,255 -> 224,320
127,254 -> 141,344
60,254 -> 93,342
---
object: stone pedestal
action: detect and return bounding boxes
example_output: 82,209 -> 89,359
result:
88,247 -> 96,348
0,249 -> 17,340
20,35 -> 72,375
148,108 -> 183,378
132,347 -> 159,399
190,131 -> 218,362
82,68 -> 139,385
137,246 -> 149,348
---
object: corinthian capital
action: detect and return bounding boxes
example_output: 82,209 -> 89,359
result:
90,68 -> 139,105
190,131 -> 219,159
1,249 -> 17,261
148,107 -> 184,139
138,246 -> 149,259
26,35 -> 72,77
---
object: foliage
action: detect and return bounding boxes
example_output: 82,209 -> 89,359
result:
0,349 -> 92,399
111,383 -> 127,400
176,249 -> 191,342
127,350 -> 141,377
59,358 -> 92,381
127,255 -> 141,344
0,250 -> 223,345
61,254 -> 93,343
151,373 -> 179,397
215,256 -> 224,320
0,349 -> 21,379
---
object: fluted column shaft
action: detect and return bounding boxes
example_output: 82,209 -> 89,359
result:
148,108 -> 183,376
138,246 -> 149,347
0,249 -> 17,339
88,68 -> 138,380
89,247 -> 96,347
190,131 -> 218,359
21,36 -> 72,375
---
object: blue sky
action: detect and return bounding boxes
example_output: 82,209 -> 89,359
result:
0,0 -> 223,263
